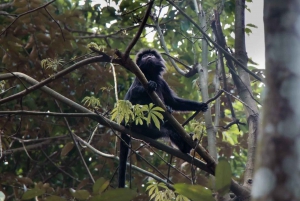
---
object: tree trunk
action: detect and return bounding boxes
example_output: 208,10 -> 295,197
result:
252,0 -> 300,200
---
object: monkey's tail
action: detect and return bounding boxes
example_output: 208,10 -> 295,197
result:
118,133 -> 131,188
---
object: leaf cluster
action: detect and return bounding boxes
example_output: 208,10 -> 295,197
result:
111,100 -> 165,129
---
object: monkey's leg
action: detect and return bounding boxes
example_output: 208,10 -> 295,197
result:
161,125 -> 192,154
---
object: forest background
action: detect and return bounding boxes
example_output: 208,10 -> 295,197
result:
0,0 -> 292,201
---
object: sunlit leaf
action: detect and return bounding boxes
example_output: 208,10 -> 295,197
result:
93,178 -> 109,194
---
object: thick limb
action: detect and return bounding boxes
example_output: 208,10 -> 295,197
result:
118,125 -> 164,188
161,124 -> 192,153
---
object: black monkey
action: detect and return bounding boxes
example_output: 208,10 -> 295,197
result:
118,49 -> 208,188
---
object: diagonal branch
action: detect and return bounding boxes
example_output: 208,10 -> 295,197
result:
0,56 -> 109,105
0,72 -> 211,174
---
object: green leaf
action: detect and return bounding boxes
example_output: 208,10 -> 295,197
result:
152,111 -> 164,120
174,183 -> 214,201
45,195 -> 67,201
176,194 -> 190,201
93,178 -> 109,194
152,106 -> 164,112
90,188 -> 136,201
180,20 -> 190,32
215,158 -> 232,196
22,188 -> 45,200
150,113 -> 161,129
245,27 -> 252,34
70,189 -> 90,200
111,100 -> 134,124
246,23 -> 258,28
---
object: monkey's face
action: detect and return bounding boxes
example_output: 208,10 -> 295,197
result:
136,49 -> 166,76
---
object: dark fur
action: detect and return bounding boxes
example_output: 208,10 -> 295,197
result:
118,49 -> 208,188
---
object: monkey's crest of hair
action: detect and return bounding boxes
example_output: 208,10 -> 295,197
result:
135,49 -> 166,77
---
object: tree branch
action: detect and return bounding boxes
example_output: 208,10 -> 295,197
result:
0,0 -> 56,37
124,0 -> 154,58
165,0 -> 264,83
0,56 -> 108,105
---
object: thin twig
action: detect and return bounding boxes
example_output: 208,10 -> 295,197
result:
44,7 -> 65,41
166,0 -> 264,83
0,110 -> 101,117
161,52 -> 191,70
222,119 -> 246,129
221,89 -> 255,113
121,2 -> 151,16
0,0 -> 56,37
55,100 -> 95,183
41,149 -> 80,182
182,90 -> 224,126
0,55 -> 106,105
0,68 -> 28,90
76,132 -> 175,188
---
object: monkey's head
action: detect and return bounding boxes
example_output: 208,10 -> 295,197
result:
136,49 -> 166,77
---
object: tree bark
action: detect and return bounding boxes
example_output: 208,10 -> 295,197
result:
252,0 -> 300,200
235,0 -> 260,190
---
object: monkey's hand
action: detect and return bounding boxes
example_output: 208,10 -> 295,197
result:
198,103 -> 208,112
147,80 -> 157,92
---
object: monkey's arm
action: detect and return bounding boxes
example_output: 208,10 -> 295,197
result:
162,81 -> 208,112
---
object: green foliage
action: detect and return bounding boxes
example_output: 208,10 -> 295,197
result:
22,188 -> 45,200
111,100 -> 164,129
87,42 -> 101,50
144,103 -> 165,129
70,189 -> 90,200
41,58 -> 64,71
111,100 -> 134,124
0,0 -> 261,199
215,158 -> 232,196
224,0 -> 235,14
90,188 -> 137,201
22,183 -> 55,200
146,182 -> 189,201
132,103 -> 148,125
92,177 -> 109,195
174,183 -> 214,201
82,96 -> 101,108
